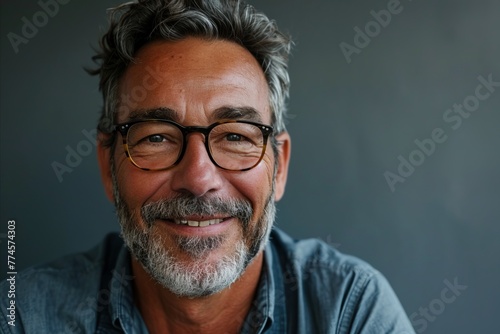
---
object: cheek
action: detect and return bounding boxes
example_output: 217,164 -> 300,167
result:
113,148 -> 169,209
229,157 -> 275,216
112,143 -> 276,218
261,154 -> 276,185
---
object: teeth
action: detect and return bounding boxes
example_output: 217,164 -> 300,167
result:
175,219 -> 223,227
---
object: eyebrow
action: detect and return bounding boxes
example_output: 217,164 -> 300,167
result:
125,106 -> 264,124
127,108 -> 180,122
212,106 -> 263,123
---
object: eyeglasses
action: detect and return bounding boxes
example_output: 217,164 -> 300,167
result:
115,119 -> 274,171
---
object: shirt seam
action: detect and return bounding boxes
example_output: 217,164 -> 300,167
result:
337,266 -> 374,334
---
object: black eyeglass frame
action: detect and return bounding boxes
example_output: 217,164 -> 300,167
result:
114,119 -> 274,172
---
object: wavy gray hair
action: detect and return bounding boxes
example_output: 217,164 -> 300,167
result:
88,0 -> 292,146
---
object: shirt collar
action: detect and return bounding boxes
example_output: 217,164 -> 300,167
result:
105,239 -> 285,333
108,245 -> 149,333
240,238 -> 286,333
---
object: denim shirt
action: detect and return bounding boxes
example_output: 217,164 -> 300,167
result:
1,228 -> 415,333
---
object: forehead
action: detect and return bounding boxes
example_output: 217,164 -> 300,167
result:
117,38 -> 270,124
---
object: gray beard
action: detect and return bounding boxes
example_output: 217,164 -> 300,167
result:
112,170 -> 276,298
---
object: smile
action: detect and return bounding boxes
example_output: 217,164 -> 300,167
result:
173,219 -> 224,227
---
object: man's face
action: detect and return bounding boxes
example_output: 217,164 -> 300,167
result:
98,38 -> 290,297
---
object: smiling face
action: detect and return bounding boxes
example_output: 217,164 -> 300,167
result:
98,37 -> 290,297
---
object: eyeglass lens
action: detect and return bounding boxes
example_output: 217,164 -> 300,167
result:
125,121 -> 266,170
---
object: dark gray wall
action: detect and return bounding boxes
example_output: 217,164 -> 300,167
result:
1,1 -> 499,333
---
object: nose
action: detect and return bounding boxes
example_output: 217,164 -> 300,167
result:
169,133 -> 223,197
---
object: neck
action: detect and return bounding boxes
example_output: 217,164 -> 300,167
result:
131,252 -> 264,334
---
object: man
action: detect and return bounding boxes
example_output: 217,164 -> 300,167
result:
1,0 -> 415,333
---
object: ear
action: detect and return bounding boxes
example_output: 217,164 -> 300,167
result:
97,133 -> 115,203
273,132 -> 291,202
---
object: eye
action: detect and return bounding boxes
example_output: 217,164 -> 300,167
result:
148,134 -> 165,143
225,133 -> 243,141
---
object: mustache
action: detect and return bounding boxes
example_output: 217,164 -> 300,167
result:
140,194 -> 253,228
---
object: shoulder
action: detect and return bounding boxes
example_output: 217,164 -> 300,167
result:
267,228 -> 414,333
269,227 -> 379,282
0,233 -> 124,333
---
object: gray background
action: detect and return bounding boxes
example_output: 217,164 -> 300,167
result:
1,0 -> 499,333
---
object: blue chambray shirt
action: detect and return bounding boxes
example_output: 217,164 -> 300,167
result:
0,228 -> 415,333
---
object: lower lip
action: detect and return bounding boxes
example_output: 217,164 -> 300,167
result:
158,218 -> 233,236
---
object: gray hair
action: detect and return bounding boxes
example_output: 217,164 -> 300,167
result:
88,0 -> 292,146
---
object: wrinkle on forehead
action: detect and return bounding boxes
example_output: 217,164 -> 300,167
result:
117,37 -> 271,125
128,38 -> 267,91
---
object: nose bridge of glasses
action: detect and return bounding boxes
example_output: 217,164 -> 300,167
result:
183,126 -> 211,138
175,125 -> 221,172
181,126 -> 213,151
181,125 -> 214,157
